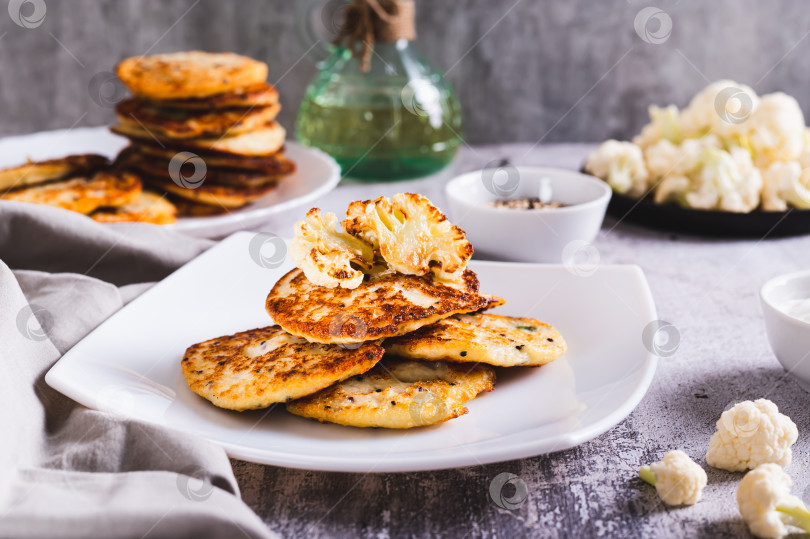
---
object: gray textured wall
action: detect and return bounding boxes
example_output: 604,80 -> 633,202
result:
2,0 -> 810,144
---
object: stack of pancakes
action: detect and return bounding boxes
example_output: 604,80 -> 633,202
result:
181,197 -> 568,430
0,154 -> 176,224
111,51 -> 295,216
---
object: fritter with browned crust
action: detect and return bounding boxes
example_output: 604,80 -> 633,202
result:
181,325 -> 384,411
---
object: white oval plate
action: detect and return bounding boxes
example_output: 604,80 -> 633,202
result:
0,127 -> 341,238
45,232 -> 658,472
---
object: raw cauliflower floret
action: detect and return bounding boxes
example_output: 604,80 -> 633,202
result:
745,92 -> 805,168
761,161 -> 810,211
799,127 -> 810,169
584,140 -> 650,197
645,135 -> 721,181
639,450 -> 707,506
679,79 -> 760,140
342,193 -> 472,283
289,208 -> 374,289
687,146 -> 762,212
653,143 -> 761,212
737,463 -> 810,539
633,105 -> 683,149
706,399 -> 798,472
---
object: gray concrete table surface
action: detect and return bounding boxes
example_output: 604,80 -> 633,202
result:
232,143 -> 810,538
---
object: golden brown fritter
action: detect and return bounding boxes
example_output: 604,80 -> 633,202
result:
181,325 -> 384,411
148,82 -> 279,110
286,358 -> 495,429
2,170 -> 141,214
386,313 -> 567,367
110,120 -> 286,157
265,268 -> 491,344
116,98 -> 280,139
0,154 -> 109,192
116,51 -> 268,100
90,191 -> 177,224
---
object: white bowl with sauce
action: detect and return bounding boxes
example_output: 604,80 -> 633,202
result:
445,166 -> 612,263
760,270 -> 810,391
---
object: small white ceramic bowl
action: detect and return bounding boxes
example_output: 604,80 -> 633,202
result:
445,166 -> 612,263
760,270 -> 810,391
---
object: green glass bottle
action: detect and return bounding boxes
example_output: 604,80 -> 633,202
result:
295,0 -> 462,181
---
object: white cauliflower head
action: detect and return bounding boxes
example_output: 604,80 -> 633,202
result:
706,399 -> 798,472
584,140 -> 650,197
761,161 -> 810,211
639,450 -> 707,506
737,463 -> 810,539
679,79 -> 760,140
633,105 -> 683,149
343,193 -> 473,283
653,143 -> 762,212
645,135 -> 721,181
798,127 -> 810,169
289,208 -> 374,289
745,92 -> 805,168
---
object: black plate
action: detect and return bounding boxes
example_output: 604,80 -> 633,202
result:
606,191 -> 810,238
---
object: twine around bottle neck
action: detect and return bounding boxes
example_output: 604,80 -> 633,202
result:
333,0 -> 416,72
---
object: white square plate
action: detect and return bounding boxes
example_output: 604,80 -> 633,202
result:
46,232 -> 658,472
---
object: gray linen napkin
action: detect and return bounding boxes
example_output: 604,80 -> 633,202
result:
0,201 -> 275,538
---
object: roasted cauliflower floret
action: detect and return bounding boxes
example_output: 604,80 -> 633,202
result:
289,208 -> 374,289
343,193 -> 473,283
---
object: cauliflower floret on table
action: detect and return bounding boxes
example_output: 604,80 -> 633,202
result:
633,105 -> 683,149
761,161 -> 810,211
289,208 -> 374,289
584,140 -> 650,197
679,79 -> 760,141
737,463 -> 810,539
706,399 -> 798,472
638,450 -> 707,506
745,92 -> 805,168
343,193 -> 472,283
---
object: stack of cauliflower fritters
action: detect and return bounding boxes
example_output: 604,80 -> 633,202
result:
0,154 -> 176,224
182,194 -> 567,429
112,51 -> 296,216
